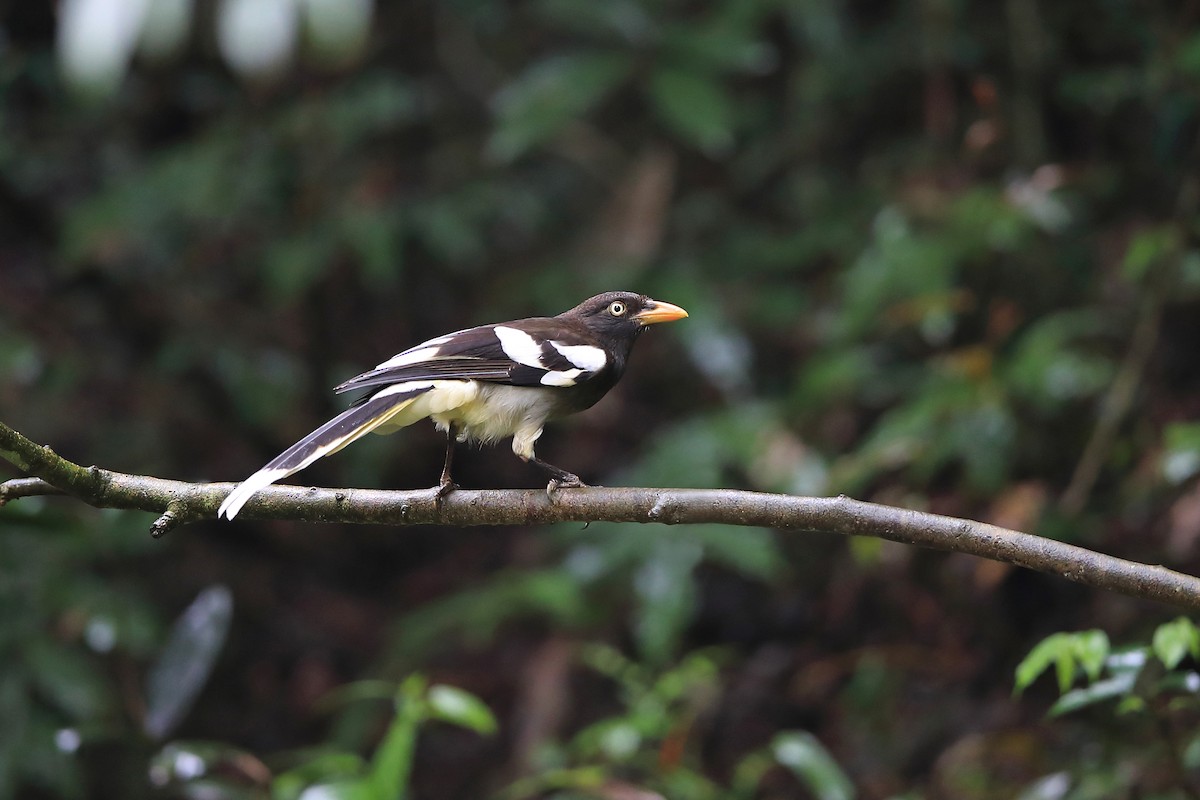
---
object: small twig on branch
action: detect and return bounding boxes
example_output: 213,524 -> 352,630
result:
3,419 -> 1200,611
0,476 -> 64,506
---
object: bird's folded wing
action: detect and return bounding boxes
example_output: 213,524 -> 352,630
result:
334,321 -> 609,395
334,358 -> 517,394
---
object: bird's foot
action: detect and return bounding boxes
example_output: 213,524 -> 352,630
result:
545,473 -> 586,499
528,456 -> 587,499
432,478 -> 459,507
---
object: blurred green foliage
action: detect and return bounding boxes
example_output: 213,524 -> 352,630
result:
0,502 -> 162,799
152,675 -> 496,800
1014,621 -> 1200,798
502,646 -> 856,800
5,0 -> 1200,797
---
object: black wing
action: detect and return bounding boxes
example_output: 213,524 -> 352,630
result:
333,320 -> 610,395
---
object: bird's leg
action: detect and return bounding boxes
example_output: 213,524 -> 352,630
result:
435,426 -> 460,499
527,455 -> 587,496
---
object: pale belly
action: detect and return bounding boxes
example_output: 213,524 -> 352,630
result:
369,380 -> 562,459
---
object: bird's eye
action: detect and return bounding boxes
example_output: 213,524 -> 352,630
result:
608,301 -> 627,316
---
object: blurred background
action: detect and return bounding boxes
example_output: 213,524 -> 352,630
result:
4,0 -> 1200,798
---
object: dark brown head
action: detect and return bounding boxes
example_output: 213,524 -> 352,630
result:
559,292 -> 689,344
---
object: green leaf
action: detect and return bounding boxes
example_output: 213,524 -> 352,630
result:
1163,423 -> 1200,484
730,749 -> 774,797
1153,618 -> 1200,670
1165,422 -> 1200,452
1014,631 -> 1109,695
1075,630 -> 1111,682
659,17 -> 776,75
1012,642 -> 1051,690
315,681 -> 401,713
426,685 -> 498,735
772,732 -> 855,800
487,52 -> 632,162
1122,224 -> 1180,283
1116,695 -> 1147,715
367,676 -> 426,800
1004,311 -> 1115,409
273,751 -> 369,800
647,68 -> 735,155
579,643 -> 641,687
1049,671 -> 1138,717
1053,651 -> 1076,697
572,719 -> 643,762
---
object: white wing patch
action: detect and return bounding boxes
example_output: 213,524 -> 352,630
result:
551,342 -> 606,371
374,380 -> 435,397
494,329 -> 605,386
494,326 -> 545,368
376,346 -> 442,369
373,329 -> 468,370
540,369 -> 582,387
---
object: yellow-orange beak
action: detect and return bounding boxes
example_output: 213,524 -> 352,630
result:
633,299 -> 689,325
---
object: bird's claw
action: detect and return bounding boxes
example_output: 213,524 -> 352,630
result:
545,474 -> 586,499
433,479 -> 459,507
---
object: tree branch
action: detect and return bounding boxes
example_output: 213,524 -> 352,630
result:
3,420 -> 1199,610
0,476 -> 64,505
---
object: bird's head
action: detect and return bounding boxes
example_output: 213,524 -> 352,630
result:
560,292 -> 689,340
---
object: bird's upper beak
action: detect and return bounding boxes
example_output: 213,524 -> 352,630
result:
633,299 -> 689,325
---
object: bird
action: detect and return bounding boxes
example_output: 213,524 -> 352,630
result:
217,291 -> 689,519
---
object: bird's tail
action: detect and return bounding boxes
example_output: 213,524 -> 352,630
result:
218,386 -> 434,520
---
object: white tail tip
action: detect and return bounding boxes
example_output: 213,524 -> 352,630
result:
218,469 -> 287,520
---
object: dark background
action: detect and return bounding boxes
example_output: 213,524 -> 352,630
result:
4,1 -> 1200,797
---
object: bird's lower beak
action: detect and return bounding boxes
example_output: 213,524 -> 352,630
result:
634,299 -> 689,325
